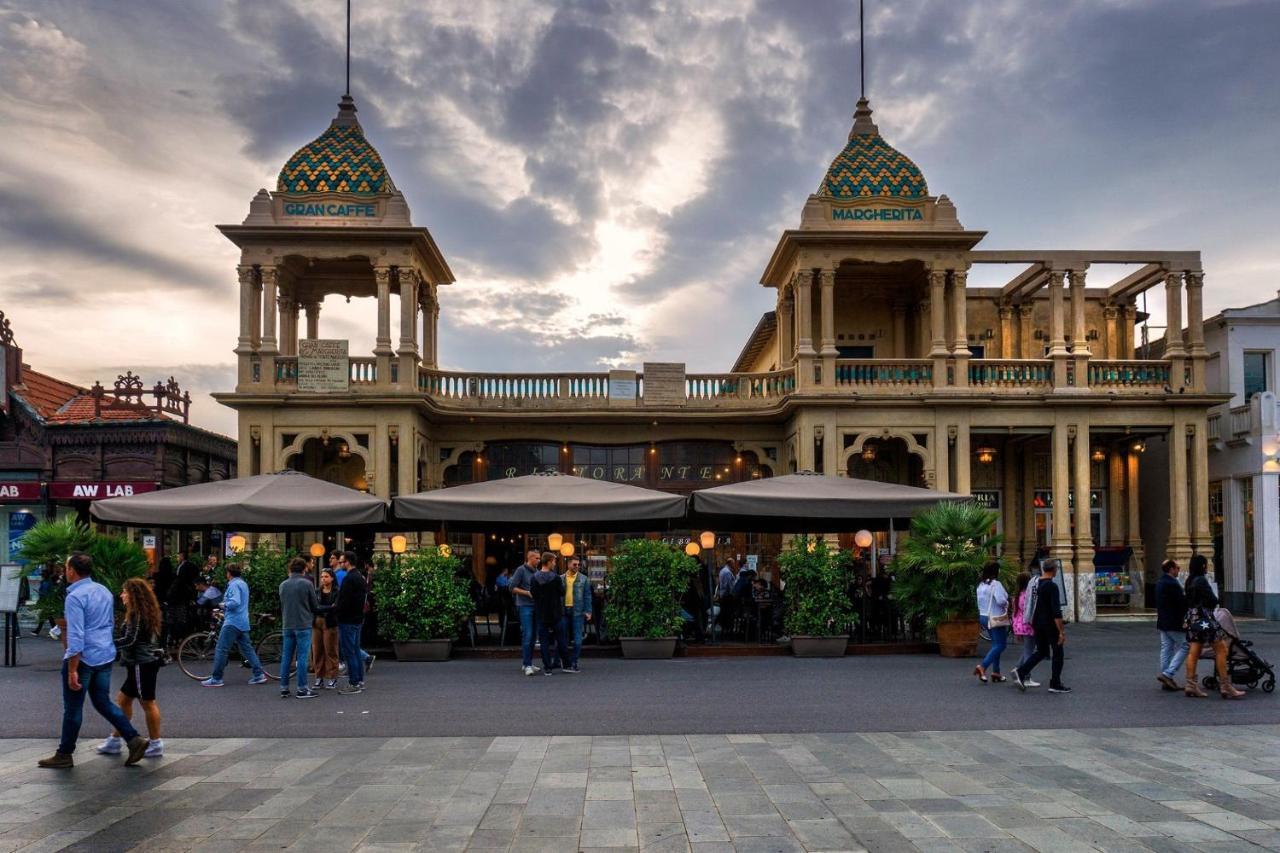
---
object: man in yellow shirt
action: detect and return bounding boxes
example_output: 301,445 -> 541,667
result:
561,557 -> 593,673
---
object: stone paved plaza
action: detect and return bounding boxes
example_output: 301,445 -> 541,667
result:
5,727 -> 1280,853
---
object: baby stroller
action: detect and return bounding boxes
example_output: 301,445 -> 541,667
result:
1201,608 -> 1276,693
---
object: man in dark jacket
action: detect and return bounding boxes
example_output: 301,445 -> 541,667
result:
1013,560 -> 1069,694
1155,559 -> 1189,690
334,560 -> 367,694
530,552 -> 568,676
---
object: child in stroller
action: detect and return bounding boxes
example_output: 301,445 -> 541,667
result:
1200,608 -> 1276,693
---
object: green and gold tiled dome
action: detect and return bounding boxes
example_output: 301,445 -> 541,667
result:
818,97 -> 928,200
277,95 -> 392,195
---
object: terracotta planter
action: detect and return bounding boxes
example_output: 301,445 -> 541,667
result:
790,635 -> 849,658
935,620 -> 980,658
392,639 -> 452,661
619,637 -> 677,659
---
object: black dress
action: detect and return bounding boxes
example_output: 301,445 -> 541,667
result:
1184,575 -> 1224,644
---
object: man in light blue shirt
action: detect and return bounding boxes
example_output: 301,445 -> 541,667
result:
201,563 -> 268,687
38,552 -> 148,769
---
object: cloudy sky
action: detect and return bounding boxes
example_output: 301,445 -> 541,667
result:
2,0 -> 1278,436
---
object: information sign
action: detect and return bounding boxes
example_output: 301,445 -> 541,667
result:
0,564 -> 22,613
298,339 -> 349,392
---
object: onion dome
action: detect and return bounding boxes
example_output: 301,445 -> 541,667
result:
818,97 -> 928,200
276,95 -> 393,195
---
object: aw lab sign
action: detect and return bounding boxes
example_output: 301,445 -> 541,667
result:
49,481 -> 157,501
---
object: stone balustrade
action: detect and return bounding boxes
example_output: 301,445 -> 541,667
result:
968,359 -> 1053,391
834,359 -> 933,392
1086,360 -> 1171,391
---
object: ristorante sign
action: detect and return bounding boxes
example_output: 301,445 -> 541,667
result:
49,481 -> 157,500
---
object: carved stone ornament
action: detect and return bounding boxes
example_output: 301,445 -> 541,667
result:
0,310 -> 14,346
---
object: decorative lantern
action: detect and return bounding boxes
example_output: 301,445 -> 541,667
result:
1090,447 -> 1106,463
975,446 -> 996,465
699,531 -> 716,550
861,443 -> 877,463
309,542 -> 326,560
547,532 -> 564,551
390,535 -> 407,554
684,541 -> 701,556
559,542 -> 574,557
854,529 -> 874,550
228,534 -> 247,553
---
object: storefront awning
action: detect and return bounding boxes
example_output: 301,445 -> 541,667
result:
90,470 -> 387,530
393,472 -> 687,532
688,471 -> 967,532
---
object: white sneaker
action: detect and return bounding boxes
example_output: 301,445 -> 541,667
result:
1025,679 -> 1041,688
144,739 -> 164,757
96,736 -> 122,755
523,666 -> 535,676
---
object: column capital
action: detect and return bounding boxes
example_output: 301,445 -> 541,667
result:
237,264 -> 257,287
259,265 -> 280,287
1185,270 -> 1204,289
794,269 -> 814,288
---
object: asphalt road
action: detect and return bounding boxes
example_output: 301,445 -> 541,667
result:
2,620 -> 1277,738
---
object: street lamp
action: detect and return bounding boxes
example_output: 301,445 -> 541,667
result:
854,529 -> 873,550
228,534 -> 247,554
547,532 -> 564,551
390,535 -> 407,568
559,542 -> 575,558
684,541 -> 701,557
699,531 -> 715,550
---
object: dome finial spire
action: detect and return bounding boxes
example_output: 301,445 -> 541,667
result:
344,0 -> 351,97
849,2 -> 878,139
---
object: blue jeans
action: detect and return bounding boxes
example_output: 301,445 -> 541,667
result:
539,617 -> 569,671
280,627 -> 311,691
59,660 -> 139,754
1160,629 -> 1190,678
980,625 -> 1008,673
563,612 -> 585,668
339,623 -> 364,685
518,606 -> 536,667
210,623 -> 263,681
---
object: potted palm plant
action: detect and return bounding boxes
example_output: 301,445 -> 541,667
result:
373,549 -> 473,661
780,537 -> 856,657
890,500 -> 1008,657
604,538 -> 698,659
19,517 -> 95,642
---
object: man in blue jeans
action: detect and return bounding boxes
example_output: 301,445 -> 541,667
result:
562,556 -> 592,673
1155,559 -> 1190,690
510,550 -> 540,676
201,563 -> 268,688
335,554 -> 367,694
278,556 -> 319,698
39,552 -> 149,768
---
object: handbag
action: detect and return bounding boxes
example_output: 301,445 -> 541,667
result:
988,612 -> 1011,629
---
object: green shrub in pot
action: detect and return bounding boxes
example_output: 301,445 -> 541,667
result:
373,550 -> 473,643
603,538 -> 698,640
780,536 -> 857,638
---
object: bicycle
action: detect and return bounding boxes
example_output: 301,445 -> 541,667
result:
176,611 -> 286,681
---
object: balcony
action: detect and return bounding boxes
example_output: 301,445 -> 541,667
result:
256,354 -> 1185,410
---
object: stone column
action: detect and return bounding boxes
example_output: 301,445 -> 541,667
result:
278,296 -> 299,356
891,303 -> 907,359
928,269 -> 948,357
1107,449 -> 1125,546
1001,441 -> 1020,559
303,301 -> 320,340
795,270 -> 816,388
420,285 -> 437,370
1164,270 -> 1186,389
1255,473 -> 1280,617
1191,417 -> 1212,558
1069,269 -> 1091,392
397,268 -> 419,385
374,266 -> 394,383
777,287 -> 794,366
1071,422 -> 1096,622
950,269 -> 970,388
260,267 -> 279,354
1102,303 -> 1119,360
1185,271 -> 1207,391
1018,303 -> 1034,359
1167,416 -> 1193,564
1047,269 -> 1070,388
998,303 -> 1014,359
1021,441 -> 1038,562
249,269 -> 262,350
933,423 -> 950,492
953,421 -> 971,495
1050,421 -> 1073,574
235,266 -> 256,386
818,268 -> 837,385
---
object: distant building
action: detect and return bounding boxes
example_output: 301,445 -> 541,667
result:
0,312 -> 237,562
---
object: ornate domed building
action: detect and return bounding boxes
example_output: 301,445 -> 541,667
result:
818,98 -> 928,200
277,95 -> 393,195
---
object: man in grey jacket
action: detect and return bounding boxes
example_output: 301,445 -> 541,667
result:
279,557 -> 319,699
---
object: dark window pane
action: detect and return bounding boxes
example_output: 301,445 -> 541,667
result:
1244,352 -> 1268,400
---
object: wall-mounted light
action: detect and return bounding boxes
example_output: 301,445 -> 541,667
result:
975,446 -> 997,465
1131,440 -> 1146,454
1087,329 -> 1100,341
861,444 -> 877,463
1090,447 -> 1106,463
547,532 -> 564,551
390,534 -> 407,554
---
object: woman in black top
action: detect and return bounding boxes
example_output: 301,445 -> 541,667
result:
1184,554 -> 1243,699
310,569 -> 341,689
98,578 -> 165,757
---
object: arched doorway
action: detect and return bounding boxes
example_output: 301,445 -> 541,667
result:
287,436 -> 368,491
847,437 -> 925,486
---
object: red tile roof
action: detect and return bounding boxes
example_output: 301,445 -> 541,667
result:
13,367 -> 172,425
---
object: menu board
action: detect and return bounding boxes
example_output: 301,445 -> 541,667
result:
0,564 -> 22,613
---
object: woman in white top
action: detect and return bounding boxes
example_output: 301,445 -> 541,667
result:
974,561 -> 1010,683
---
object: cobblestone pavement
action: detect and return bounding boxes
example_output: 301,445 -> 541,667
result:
4,727 -> 1280,852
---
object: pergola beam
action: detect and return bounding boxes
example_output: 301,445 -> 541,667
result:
1000,263 -> 1047,301
1107,263 -> 1167,300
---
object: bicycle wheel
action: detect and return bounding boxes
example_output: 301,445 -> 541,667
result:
255,631 -> 286,681
177,632 -> 217,681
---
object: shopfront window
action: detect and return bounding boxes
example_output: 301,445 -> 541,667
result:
571,445 -> 645,483
486,442 -> 561,479
657,441 -> 735,488
1244,351 -> 1269,401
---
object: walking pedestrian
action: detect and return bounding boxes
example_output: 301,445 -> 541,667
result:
37,553 -> 149,768
531,552 -> 569,676
561,556 -> 592,672
974,562 -> 1009,683
279,557 -> 319,699
340,552 -> 375,672
96,578 -> 165,758
1012,559 -> 1070,694
311,568 -> 340,689
32,564 -> 57,636
1009,571 -> 1040,688
511,549 -> 540,676
1155,559 -> 1190,691
1184,554 -> 1243,699
335,554 -> 368,694
200,564 -> 268,688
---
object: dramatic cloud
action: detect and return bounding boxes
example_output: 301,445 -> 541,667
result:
1,0 -> 1278,439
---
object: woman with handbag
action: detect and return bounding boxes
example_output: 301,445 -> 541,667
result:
1184,554 -> 1243,699
974,562 -> 1010,683
97,578 -> 166,758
